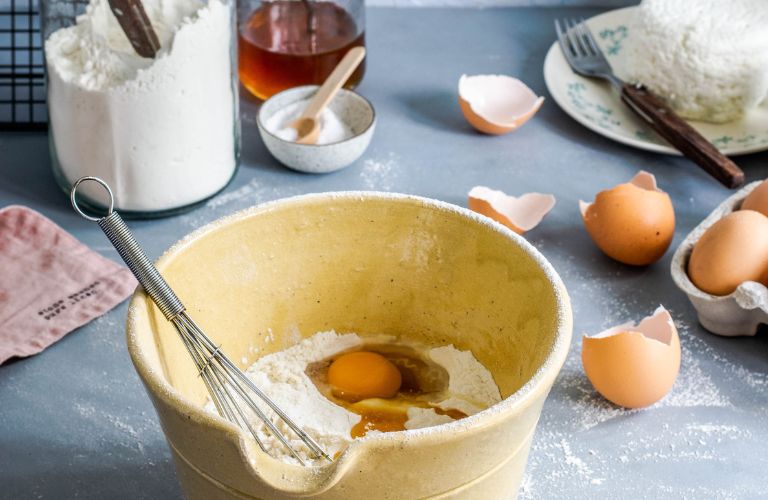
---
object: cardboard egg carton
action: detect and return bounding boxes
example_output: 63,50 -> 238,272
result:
671,181 -> 768,337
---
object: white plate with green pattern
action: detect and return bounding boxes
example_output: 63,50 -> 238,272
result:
543,7 -> 768,156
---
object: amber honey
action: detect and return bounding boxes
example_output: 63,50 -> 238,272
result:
239,1 -> 366,100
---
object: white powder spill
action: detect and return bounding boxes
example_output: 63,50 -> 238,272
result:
89,313 -> 124,353
205,180 -> 259,209
179,178 -> 302,229
519,261 -> 767,499
360,153 -> 400,191
73,401 -> 158,458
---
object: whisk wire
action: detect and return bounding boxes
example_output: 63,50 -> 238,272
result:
214,345 -> 331,460
174,315 -> 272,456
223,352 -> 331,460
179,324 -> 240,424
178,313 -> 314,464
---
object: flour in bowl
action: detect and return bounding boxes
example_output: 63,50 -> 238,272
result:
204,330 -> 502,464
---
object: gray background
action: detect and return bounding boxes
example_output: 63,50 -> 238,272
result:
1,4 -> 767,500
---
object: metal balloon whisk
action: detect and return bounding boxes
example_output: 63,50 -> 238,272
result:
70,176 -> 330,465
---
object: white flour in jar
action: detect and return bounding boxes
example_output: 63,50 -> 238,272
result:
45,0 -> 236,212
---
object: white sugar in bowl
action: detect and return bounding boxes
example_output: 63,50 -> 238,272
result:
257,86 -> 376,174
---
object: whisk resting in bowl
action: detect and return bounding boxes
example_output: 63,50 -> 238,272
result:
70,176 -> 331,466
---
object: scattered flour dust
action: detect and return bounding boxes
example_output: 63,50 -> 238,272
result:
178,178 -> 302,229
518,282 -> 767,499
205,180 -> 260,210
360,152 -> 400,191
205,330 -> 501,464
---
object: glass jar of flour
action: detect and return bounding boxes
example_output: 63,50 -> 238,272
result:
42,0 -> 240,217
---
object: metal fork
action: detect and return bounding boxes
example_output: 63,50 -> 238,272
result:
555,18 -> 744,189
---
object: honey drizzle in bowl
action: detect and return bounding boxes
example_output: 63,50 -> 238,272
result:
306,343 -> 467,437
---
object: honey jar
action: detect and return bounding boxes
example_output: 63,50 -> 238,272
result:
238,0 -> 366,99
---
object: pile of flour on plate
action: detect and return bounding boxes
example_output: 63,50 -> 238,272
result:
204,330 -> 502,464
622,0 -> 768,123
45,0 -> 237,212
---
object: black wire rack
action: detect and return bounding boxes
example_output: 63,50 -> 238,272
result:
1,0 -> 46,131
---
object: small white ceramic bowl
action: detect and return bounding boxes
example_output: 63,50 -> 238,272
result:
257,86 -> 376,174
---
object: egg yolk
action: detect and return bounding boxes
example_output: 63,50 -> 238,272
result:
327,351 -> 402,402
351,410 -> 408,438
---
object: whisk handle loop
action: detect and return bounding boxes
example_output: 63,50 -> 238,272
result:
70,176 -> 185,320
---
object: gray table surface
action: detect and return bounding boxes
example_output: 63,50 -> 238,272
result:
2,6 -> 767,500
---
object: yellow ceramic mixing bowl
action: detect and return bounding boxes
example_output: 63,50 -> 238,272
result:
126,193 -> 572,499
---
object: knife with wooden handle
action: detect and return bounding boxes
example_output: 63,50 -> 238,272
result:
620,83 -> 745,189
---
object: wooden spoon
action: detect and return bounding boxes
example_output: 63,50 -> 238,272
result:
289,46 -> 366,145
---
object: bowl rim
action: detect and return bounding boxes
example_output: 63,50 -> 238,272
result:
257,86 -> 377,148
126,191 -> 572,474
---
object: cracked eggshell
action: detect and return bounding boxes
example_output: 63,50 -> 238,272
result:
671,181 -> 768,336
579,171 -> 675,266
468,186 -> 555,234
458,74 -> 544,135
582,306 -> 680,409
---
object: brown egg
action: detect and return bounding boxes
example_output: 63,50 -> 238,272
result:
741,179 -> 768,217
579,171 -> 675,266
687,210 -> 768,296
458,75 -> 544,135
582,306 -> 680,409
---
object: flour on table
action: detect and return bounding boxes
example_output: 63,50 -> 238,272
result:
518,267 -> 767,499
360,153 -> 400,191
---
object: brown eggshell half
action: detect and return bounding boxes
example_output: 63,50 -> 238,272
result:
468,186 -> 556,234
579,171 -> 675,266
582,306 -> 681,409
458,74 -> 544,135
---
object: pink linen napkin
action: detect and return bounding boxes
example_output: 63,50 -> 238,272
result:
0,205 -> 137,364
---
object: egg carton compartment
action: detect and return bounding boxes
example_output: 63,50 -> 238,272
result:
671,181 -> 768,337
